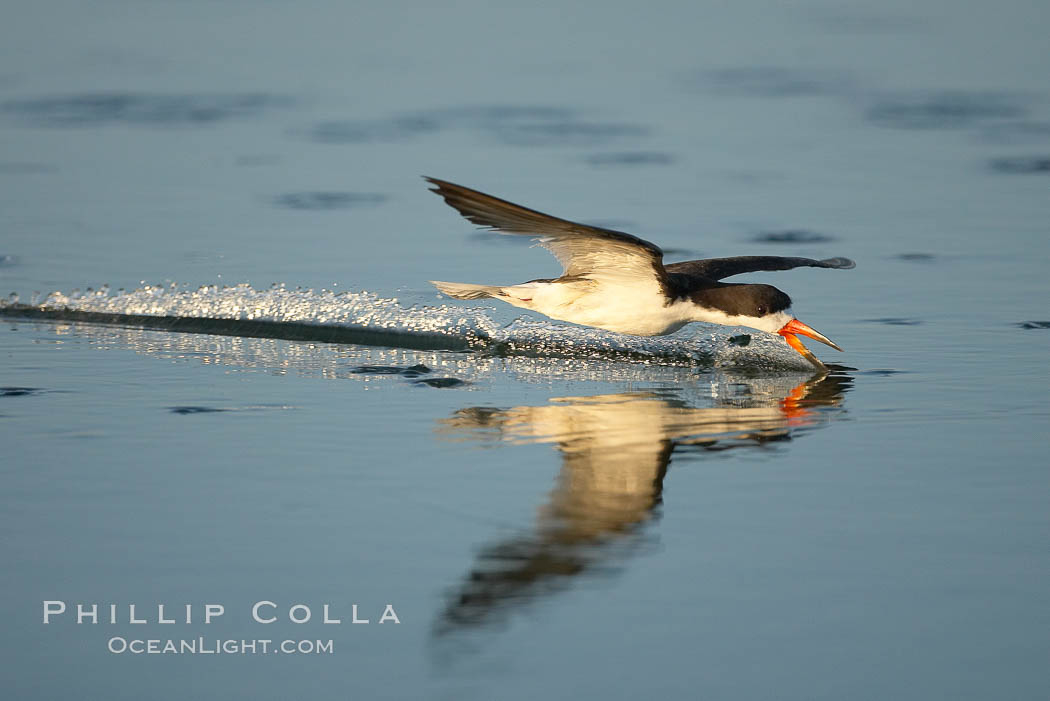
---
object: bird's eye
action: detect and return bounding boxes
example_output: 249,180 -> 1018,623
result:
757,306 -> 765,314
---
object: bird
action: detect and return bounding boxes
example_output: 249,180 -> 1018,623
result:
425,177 -> 855,368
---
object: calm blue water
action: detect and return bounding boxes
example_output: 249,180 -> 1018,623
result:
1,1 -> 1048,699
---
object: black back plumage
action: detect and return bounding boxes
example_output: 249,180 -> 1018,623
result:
671,279 -> 793,317
663,256 -> 853,316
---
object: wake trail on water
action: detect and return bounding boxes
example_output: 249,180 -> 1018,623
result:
0,283 -> 814,370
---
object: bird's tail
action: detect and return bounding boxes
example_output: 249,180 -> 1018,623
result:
429,280 -> 502,300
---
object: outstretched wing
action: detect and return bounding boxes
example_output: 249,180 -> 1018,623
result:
666,256 -> 855,281
425,177 -> 666,283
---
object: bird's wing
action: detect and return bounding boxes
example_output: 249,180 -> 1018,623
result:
666,256 -> 855,281
425,177 -> 666,283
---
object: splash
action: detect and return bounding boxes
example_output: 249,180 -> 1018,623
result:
0,283 -> 814,370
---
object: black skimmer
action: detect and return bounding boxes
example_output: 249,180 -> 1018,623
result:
425,177 -> 855,368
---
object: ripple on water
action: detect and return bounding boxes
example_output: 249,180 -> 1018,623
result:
865,91 -> 1028,130
696,67 -> 855,98
413,377 -> 468,389
583,152 -> 675,167
2,92 -> 293,127
308,105 -> 579,144
861,318 -> 923,326
988,156 -> 1050,175
169,406 -> 229,414
305,104 -> 649,149
1,386 -> 44,397
351,364 -> 431,377
489,121 -> 648,148
308,114 -> 441,144
1017,321 -> 1050,330
752,230 -> 835,244
978,121 -> 1050,144
168,405 -> 296,415
272,192 -> 389,210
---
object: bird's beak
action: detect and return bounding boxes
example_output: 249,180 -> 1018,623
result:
777,318 -> 842,368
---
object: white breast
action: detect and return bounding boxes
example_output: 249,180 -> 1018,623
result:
497,279 -> 793,337
503,279 -> 695,336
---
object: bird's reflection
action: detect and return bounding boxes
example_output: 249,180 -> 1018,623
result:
434,369 -> 852,635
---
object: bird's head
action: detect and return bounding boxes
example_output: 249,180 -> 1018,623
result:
724,284 -> 843,368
